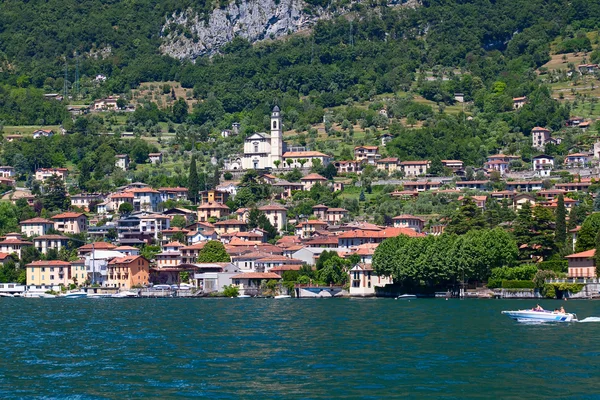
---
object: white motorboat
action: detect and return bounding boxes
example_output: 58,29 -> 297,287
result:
396,294 -> 417,300
238,295 -> 252,298
111,291 -> 138,298
63,291 -> 88,299
502,309 -> 578,322
274,295 -> 291,299
0,293 -> 14,298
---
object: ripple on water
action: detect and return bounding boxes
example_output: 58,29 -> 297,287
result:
2,298 -> 600,398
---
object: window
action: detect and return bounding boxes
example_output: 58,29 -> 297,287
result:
31,268 -> 34,272
50,267 -> 54,272
41,267 -> 45,272
273,121 -> 277,129
254,144 -> 259,153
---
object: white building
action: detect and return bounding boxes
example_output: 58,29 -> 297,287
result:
241,106 -> 284,170
349,264 -> 392,297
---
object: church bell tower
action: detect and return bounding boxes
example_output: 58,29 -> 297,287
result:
270,105 -> 283,167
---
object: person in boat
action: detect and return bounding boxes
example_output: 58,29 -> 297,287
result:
560,306 -> 566,314
534,304 -> 543,311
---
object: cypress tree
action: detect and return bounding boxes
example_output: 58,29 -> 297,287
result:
188,155 -> 199,203
555,194 -> 567,245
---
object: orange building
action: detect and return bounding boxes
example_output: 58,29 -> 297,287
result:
106,255 -> 150,289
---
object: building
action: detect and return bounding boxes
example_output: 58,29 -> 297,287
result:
231,272 -> 282,296
35,168 -> 68,182
213,219 -> 247,235
33,234 -> 69,255
532,155 -> 554,176
20,217 -> 55,237
115,154 -> 129,170
401,160 -> 430,177
349,264 -> 392,297
485,159 -> 509,175
295,220 -> 329,238
92,97 -> 120,111
159,187 -> 189,203
155,242 -> 183,269
565,153 -> 591,167
241,106 -> 283,169
32,129 -> 54,139
337,227 -> 424,248
71,193 -> 103,211
106,255 -> 150,289
258,204 -> 288,232
565,249 -> 596,278
334,160 -> 362,174
441,160 -> 464,171
354,146 -> 380,165
52,212 -> 88,234
139,214 -> 171,240
376,158 -> 399,173
392,215 -> 425,233
0,233 -> 33,258
300,173 -> 327,191
197,202 -> 231,222
70,259 -> 87,285
513,96 -> 527,109
282,151 -> 331,169
200,190 -> 229,205
532,127 -> 551,150
26,260 -> 72,286
126,188 -> 161,212
0,166 -> 15,178
148,153 -> 163,164
380,133 -> 393,146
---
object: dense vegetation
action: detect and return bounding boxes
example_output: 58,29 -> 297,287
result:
1,0 -> 600,132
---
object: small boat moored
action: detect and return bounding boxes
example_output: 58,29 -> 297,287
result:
396,294 -> 417,300
502,309 -> 578,323
63,291 -> 88,299
274,295 -> 291,299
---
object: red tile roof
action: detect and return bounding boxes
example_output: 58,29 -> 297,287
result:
20,218 -> 54,224
52,212 -> 86,219
230,272 -> 282,279
566,249 -> 595,258
27,260 -> 71,266
259,204 -> 287,211
301,173 -> 327,181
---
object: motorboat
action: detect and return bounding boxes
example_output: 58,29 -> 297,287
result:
63,291 -> 88,299
111,291 -> 138,298
238,295 -> 252,298
396,294 -> 417,300
274,295 -> 291,299
502,309 -> 578,322
0,293 -> 14,298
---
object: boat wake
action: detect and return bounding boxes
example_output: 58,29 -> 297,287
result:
578,317 -> 600,323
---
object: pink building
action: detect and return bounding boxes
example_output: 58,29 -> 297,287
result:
565,249 -> 596,278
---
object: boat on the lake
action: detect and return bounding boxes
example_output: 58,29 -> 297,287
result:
63,291 -> 88,299
111,291 -> 138,298
396,294 -> 417,300
502,309 -> 578,322
274,295 -> 291,299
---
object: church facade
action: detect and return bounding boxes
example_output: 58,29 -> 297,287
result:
241,106 -> 284,170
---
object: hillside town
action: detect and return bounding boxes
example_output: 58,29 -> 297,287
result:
1,103 -> 600,299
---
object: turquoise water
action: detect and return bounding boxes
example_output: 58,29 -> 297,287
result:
1,298 -> 600,399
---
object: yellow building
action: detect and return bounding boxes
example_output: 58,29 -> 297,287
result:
27,260 -> 72,287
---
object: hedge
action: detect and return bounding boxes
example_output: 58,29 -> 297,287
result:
537,260 -> 568,273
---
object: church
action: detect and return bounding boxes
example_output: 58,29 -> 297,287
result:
226,106 -> 330,171
241,106 -> 284,170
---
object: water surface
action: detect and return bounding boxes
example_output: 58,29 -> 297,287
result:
1,298 -> 599,399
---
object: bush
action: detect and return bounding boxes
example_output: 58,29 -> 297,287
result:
543,283 -> 584,298
487,278 -> 502,289
501,280 -> 535,289
222,285 -> 239,297
537,260 -> 568,273
491,265 -> 538,281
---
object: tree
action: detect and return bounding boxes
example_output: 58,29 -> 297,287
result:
188,155 -> 199,203
576,213 -> 600,252
118,202 -> 134,215
41,175 -> 69,211
445,197 -> 485,235
594,230 -> 600,277
172,98 -> 188,123
322,163 -> 337,180
594,191 -> 600,211
555,194 -> 567,246
171,215 -> 187,228
197,240 -> 230,263
359,189 -> 366,202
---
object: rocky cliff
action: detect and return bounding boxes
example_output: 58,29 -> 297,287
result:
160,0 -> 328,60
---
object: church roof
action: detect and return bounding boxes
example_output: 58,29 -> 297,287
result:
272,105 -> 280,112
246,132 -> 270,140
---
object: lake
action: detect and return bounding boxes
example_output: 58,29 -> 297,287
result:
1,298 -> 600,399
